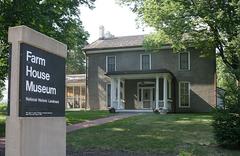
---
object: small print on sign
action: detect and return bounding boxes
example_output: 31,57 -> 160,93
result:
19,43 -> 65,117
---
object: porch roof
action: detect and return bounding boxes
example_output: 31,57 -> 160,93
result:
106,69 -> 173,76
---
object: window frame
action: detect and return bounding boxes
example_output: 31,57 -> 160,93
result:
179,81 -> 191,108
178,52 -> 190,71
106,56 -> 116,72
140,54 -> 151,70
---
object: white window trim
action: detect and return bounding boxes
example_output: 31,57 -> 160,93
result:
179,81 -> 191,108
106,83 -> 111,108
106,56 -> 116,72
178,51 -> 190,71
140,54 -> 151,70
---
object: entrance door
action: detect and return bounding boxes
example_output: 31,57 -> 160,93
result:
142,88 -> 152,109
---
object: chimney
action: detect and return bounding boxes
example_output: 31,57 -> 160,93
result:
99,25 -> 104,39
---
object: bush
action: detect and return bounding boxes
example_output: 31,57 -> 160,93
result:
0,104 -> 7,113
212,109 -> 240,147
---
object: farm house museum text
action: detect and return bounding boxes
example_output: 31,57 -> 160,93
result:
25,50 -> 57,95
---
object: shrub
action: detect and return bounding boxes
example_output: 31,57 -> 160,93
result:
212,109 -> 240,147
0,104 -> 7,113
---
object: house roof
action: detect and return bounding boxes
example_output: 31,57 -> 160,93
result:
83,35 -> 145,51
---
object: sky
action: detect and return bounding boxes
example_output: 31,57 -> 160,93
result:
0,0 -> 153,103
79,0 -> 153,43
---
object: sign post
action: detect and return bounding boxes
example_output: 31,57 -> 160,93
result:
6,26 -> 67,156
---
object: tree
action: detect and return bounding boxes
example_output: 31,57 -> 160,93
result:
119,0 -> 240,85
0,81 -> 4,102
119,0 -> 240,146
0,0 -> 95,89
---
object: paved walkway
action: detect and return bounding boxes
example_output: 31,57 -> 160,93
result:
0,113 -> 140,152
67,113 -> 139,133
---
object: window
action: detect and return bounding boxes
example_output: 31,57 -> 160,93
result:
179,82 -> 190,108
106,56 -> 116,72
66,86 -> 81,109
106,84 -> 111,107
81,87 -> 86,96
179,52 -> 190,70
140,54 -> 151,70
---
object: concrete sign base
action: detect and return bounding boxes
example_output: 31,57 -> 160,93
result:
6,26 -> 67,156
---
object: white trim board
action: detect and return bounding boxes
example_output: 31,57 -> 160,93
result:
85,46 -> 172,54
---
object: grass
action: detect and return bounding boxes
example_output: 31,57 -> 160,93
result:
66,110 -> 112,125
67,113 -> 240,156
0,110 -> 111,137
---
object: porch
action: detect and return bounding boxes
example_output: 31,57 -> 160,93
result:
107,70 -> 174,113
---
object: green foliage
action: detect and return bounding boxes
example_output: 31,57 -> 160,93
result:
217,57 -> 235,89
0,83 -> 4,102
0,104 -> 7,113
143,30 -> 171,51
0,41 -> 8,84
0,113 -> 5,137
212,110 -> 240,147
217,56 -> 240,112
120,0 -> 240,148
119,0 -> 240,80
0,0 -> 95,91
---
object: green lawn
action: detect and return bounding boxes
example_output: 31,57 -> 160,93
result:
67,113 -> 240,156
0,110 -> 111,137
66,110 -> 112,125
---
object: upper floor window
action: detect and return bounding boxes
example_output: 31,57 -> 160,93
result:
179,52 -> 190,70
140,54 -> 151,70
106,56 -> 116,72
179,81 -> 190,108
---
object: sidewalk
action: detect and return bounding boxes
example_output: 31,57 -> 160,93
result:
67,113 -> 139,133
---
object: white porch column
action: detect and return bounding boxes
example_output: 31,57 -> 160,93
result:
110,78 -> 115,108
163,76 -> 168,110
117,78 -> 121,109
123,80 -> 125,100
155,76 -> 159,109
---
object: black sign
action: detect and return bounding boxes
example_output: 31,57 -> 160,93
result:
19,43 -> 65,117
